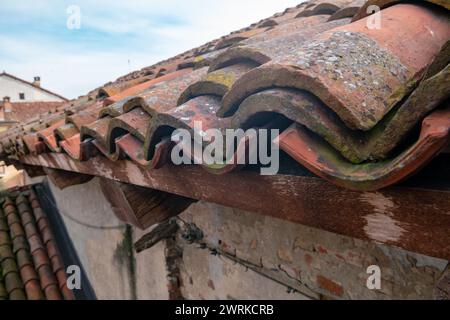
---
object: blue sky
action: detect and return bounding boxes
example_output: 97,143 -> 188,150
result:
0,0 -> 303,99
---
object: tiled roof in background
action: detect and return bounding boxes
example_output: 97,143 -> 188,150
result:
0,72 -> 68,102
1,102 -> 65,124
0,0 -> 449,191
0,187 -> 74,300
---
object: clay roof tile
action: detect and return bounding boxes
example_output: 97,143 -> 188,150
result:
1,0 -> 449,191
0,189 -> 71,299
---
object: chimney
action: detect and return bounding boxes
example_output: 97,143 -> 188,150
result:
3,97 -> 11,113
32,76 -> 41,87
0,97 -> 11,121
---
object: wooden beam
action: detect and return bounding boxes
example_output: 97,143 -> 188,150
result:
20,153 -> 450,260
98,178 -> 194,229
43,167 -> 93,190
23,164 -> 46,178
134,219 -> 179,253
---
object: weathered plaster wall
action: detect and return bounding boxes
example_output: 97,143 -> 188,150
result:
48,177 -> 168,300
46,177 -> 448,300
134,228 -> 169,300
179,241 -> 311,300
177,202 -> 449,300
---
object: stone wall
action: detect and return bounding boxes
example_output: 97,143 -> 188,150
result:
47,177 -> 449,300
177,202 -> 449,299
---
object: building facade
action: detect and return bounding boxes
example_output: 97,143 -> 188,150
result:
0,73 -> 67,131
0,72 -> 66,103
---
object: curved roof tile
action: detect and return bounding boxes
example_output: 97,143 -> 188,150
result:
0,190 -> 74,300
1,0 -> 449,192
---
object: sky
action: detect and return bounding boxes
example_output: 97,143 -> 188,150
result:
0,0 -> 304,100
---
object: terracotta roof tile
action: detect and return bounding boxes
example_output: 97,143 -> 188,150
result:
0,231 -> 11,250
60,282 -> 74,300
277,106 -> 450,190
296,0 -> 355,17
103,68 -> 193,106
97,77 -> 151,99
12,237 -> 29,254
328,0 -> 366,21
16,249 -> 33,269
46,244 -> 59,267
66,103 -> 103,129
2,102 -> 65,124
9,223 -> 25,240
36,218 -> 49,234
214,27 -> 268,50
0,219 -> 8,232
352,0 -> 450,21
178,63 -> 257,105
4,271 -> 25,299
37,264 -> 56,288
210,19 -> 349,71
21,211 -> 35,227
80,116 -> 111,145
36,119 -> 66,152
54,123 -> 79,142
0,189 -> 74,300
55,269 -> 67,288
24,223 -> 40,239
20,264 -> 39,285
44,284 -> 62,300
220,5 -> 450,129
59,133 -> 98,161
8,287 -> 26,300
24,280 -> 45,300
2,258 -> 18,276
1,0 -> 449,191
40,227 -> 53,245
0,278 -> 8,299
50,255 -> 64,274
22,134 -> 45,155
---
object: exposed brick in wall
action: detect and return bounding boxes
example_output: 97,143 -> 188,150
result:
177,239 -> 311,300
47,177 -> 450,300
177,202 -> 449,300
434,265 -> 450,300
316,275 -> 343,297
165,237 -> 184,300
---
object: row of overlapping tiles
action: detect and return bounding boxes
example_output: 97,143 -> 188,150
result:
0,188 -> 74,300
0,0 -> 449,191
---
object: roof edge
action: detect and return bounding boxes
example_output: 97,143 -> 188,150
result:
0,72 -> 69,102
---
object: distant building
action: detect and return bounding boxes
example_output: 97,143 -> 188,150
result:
0,72 -> 66,103
0,72 -> 68,131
